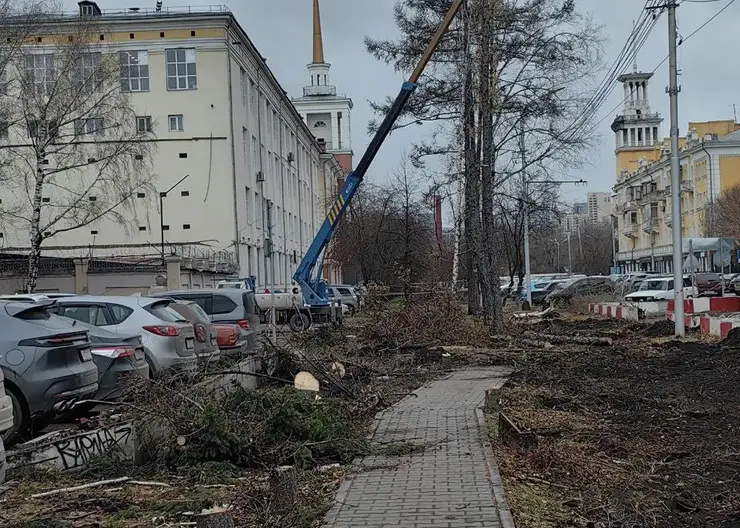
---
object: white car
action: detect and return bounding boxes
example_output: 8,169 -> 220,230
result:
625,276 -> 697,302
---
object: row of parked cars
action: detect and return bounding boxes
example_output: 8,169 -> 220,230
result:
0,288 -> 261,447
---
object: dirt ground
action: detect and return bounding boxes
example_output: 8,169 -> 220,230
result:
492,316 -> 740,528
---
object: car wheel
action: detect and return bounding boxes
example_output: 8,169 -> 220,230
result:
289,312 -> 310,332
2,386 -> 30,447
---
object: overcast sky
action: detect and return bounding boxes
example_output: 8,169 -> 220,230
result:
69,0 -> 739,204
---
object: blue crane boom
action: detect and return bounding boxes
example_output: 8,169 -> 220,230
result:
293,0 -> 466,307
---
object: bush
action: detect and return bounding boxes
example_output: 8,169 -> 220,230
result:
357,289 -> 487,347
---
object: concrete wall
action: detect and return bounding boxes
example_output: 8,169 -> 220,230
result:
0,256 -> 230,295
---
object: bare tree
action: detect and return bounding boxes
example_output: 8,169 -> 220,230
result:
367,0 -> 603,328
330,158 -> 440,290
704,185 -> 740,240
0,17 -> 156,291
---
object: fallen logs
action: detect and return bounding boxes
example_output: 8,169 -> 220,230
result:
523,331 -> 612,347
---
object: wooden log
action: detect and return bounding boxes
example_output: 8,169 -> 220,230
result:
522,331 -> 612,347
498,412 -> 538,449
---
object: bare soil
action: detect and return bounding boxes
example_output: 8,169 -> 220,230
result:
493,317 -> 740,528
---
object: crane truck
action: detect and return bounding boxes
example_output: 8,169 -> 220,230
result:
254,0 -> 466,331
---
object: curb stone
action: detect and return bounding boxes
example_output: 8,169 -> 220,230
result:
476,406 -> 516,528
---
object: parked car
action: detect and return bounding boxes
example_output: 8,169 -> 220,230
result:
530,280 -> 569,305
729,274 -> 740,295
214,323 -> 251,357
151,290 -> 261,351
330,284 -> 360,314
693,272 -> 722,296
326,287 -> 349,316
0,367 -> 13,483
624,276 -> 697,302
50,296 -> 197,379
0,300 -> 98,444
59,319 -> 149,401
543,276 -> 614,308
167,301 -> 221,364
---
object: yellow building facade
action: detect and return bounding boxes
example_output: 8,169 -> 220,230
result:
613,119 -> 740,272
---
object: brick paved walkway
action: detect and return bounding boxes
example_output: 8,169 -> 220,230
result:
323,367 -> 512,528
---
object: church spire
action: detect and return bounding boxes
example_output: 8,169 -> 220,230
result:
312,0 -> 325,64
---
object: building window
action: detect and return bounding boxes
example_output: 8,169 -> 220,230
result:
181,190 -> 189,197
183,224 -> 191,230
165,48 -> 196,90
136,115 -> 152,134
179,152 -> 187,158
249,80 -> 256,113
120,50 -> 149,92
242,127 -> 248,166
314,121 -> 327,128
28,119 -> 58,139
139,226 -> 146,231
0,120 -> 8,140
76,52 -> 102,92
24,54 -> 55,95
168,114 -> 183,132
240,67 -> 247,106
74,117 -> 104,136
137,192 -> 145,198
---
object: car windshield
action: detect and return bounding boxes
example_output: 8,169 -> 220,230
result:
640,280 -> 670,291
549,282 -> 566,291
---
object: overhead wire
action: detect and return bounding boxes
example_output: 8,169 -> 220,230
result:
564,0 -> 664,138
586,0 -> 737,133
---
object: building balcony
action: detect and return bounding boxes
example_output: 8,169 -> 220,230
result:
622,223 -> 639,238
615,200 -> 639,214
680,179 -> 694,193
643,217 -> 660,234
303,85 -> 337,97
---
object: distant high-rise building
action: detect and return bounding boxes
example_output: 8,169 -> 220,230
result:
587,192 -> 612,224
573,202 -> 588,215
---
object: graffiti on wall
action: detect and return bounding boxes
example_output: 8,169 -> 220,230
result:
51,424 -> 134,470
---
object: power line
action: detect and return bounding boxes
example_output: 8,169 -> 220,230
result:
566,1 -> 664,136
588,0 -> 736,133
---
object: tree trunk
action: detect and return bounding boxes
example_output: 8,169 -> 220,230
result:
475,0 -> 504,332
27,157 -> 45,293
462,0 -> 481,315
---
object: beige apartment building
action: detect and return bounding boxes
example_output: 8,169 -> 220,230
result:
0,1 -> 344,288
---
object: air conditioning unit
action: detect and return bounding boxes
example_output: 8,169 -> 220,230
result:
256,171 -> 265,182
287,152 -> 295,163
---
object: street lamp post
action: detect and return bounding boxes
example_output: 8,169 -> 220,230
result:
523,179 -> 585,307
159,174 -> 189,264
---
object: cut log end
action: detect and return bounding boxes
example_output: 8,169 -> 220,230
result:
196,510 -> 235,528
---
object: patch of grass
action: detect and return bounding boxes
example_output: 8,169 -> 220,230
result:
505,481 -> 573,528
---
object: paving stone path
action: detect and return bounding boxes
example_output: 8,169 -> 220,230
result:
323,367 -> 512,528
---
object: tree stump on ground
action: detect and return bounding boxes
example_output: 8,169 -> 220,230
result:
195,507 -> 234,528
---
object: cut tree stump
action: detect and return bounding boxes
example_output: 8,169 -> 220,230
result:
195,507 -> 234,528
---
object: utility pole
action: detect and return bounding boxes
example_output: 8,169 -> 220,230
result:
520,120 -> 532,308
567,231 -> 573,277
266,200 -> 277,345
665,2 -> 684,336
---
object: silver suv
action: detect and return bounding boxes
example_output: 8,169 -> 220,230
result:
51,296 -> 197,379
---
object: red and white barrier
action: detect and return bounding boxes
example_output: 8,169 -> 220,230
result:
666,297 -> 740,315
698,314 -> 740,338
588,303 -> 639,321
